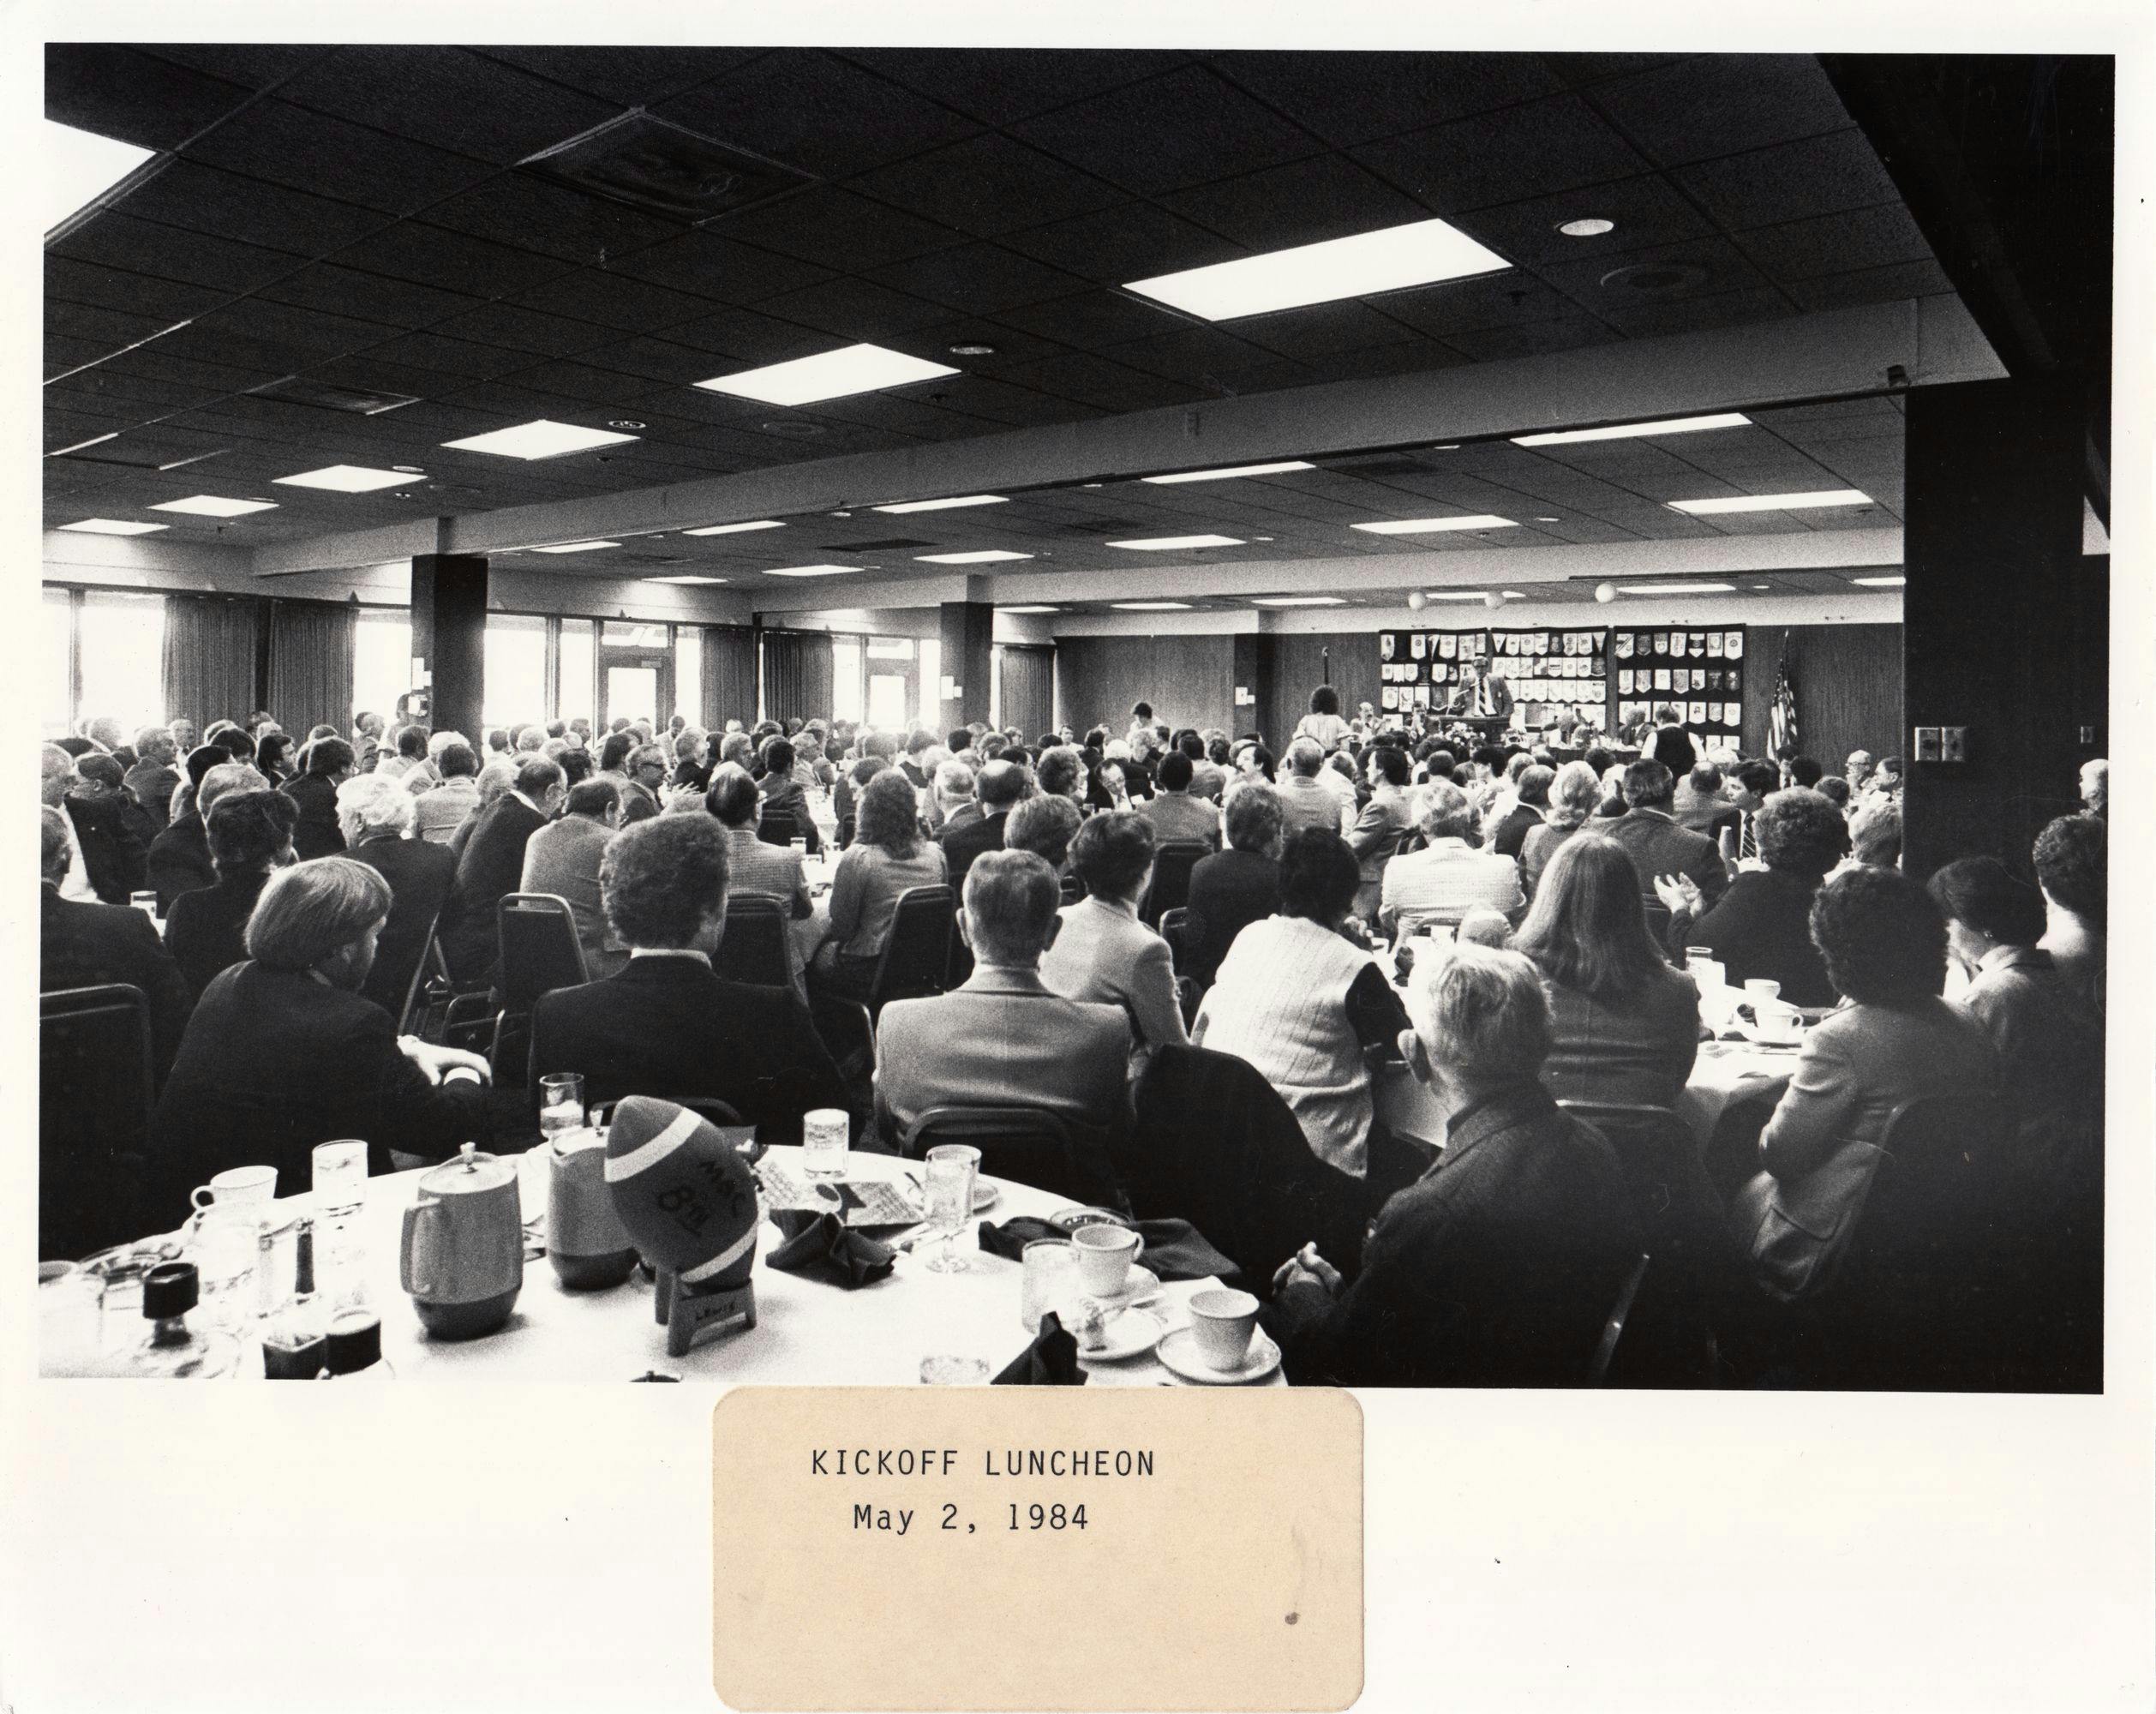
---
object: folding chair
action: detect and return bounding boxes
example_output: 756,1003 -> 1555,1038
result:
713,894 -> 794,990
40,984 -> 153,1262
491,894 -> 590,1082
865,884 -> 955,1022
1140,841 -> 1209,927
900,1106 -> 1114,1206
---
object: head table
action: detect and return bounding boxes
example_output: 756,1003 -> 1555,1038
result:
52,1146 -> 1281,1387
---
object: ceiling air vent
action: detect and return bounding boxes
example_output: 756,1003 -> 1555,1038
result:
1598,262 -> 1709,297
521,110 -> 812,223
249,376 -> 421,415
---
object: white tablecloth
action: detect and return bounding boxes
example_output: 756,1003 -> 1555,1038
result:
59,1148 -> 1279,1387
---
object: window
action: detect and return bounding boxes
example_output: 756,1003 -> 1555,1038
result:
76,590 -> 166,736
43,587 -> 73,740
602,620 -> 668,649
919,638 -> 941,731
351,608 -> 412,731
831,638 -> 863,723
675,627 -> 701,727
557,619 -> 593,725
482,614 -> 547,730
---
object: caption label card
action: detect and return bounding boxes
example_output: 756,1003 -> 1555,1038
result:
712,1387 -> 1362,1711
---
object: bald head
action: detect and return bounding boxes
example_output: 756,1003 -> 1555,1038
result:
977,758 -> 1030,811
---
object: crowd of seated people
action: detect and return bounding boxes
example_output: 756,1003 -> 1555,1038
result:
35,694 -> 2108,1391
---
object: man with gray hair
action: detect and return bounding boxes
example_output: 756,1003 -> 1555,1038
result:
1264,943 -> 1640,1387
438,752 -> 566,983
41,745 -> 98,903
931,756 -> 979,836
125,726 -> 182,824
873,849 -> 1129,1155
1377,780 -> 1524,938
1276,735 -> 1347,842
521,775 -> 628,980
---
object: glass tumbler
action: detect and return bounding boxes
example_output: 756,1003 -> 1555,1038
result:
1020,1239 -> 1077,1333
538,1073 -> 586,1140
920,1144 -> 979,1275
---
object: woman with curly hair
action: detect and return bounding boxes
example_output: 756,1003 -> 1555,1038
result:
811,768 -> 946,1003
1658,787 -> 1848,1006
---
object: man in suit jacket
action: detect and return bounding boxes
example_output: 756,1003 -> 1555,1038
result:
340,776 -> 459,1018
931,758 -> 982,837
937,758 -> 1026,894
1447,657 -> 1513,722
518,776 -> 627,981
877,850 -> 1129,1147
1277,738 -> 1347,841
1138,752 -> 1221,849
40,808 -> 192,1081
123,726 -> 182,825
1266,944 -> 1641,1387
438,753 -> 565,985
1185,780 -> 1285,988
282,738 -> 355,861
529,813 -> 850,1144
1673,762 -> 1740,840
61,754 -> 151,905
1345,746 -> 1416,920
1604,758 -> 1728,915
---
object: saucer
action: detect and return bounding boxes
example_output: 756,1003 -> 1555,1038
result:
1158,1327 -> 1282,1386
1078,1262 -> 1160,1306
1073,1308 -> 1165,1363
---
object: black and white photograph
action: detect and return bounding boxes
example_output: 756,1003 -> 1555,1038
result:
12,8 -> 2151,1710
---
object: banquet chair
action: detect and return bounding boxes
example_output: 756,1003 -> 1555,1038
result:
1585,1253 -> 1654,1387
1155,908 -> 1201,1026
491,894 -> 590,1083
1129,1046 -> 1367,1288
899,1106 -> 1115,1207
39,984 -> 153,1262
865,885 -> 955,1022
588,1097 -> 759,1162
1139,841 -> 1209,927
756,808 -> 797,848
713,894 -> 794,990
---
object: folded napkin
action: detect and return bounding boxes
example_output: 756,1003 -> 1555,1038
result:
991,1312 -> 1087,1386
767,1209 -> 895,1289
976,1216 -> 1239,1285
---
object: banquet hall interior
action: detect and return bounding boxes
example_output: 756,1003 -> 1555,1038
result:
38,44 -> 2111,1392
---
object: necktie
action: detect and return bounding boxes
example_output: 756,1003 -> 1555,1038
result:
1740,812 -> 1756,860
1476,676 -> 1491,716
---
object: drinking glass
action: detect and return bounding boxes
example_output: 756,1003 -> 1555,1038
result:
39,1263 -> 101,1375
129,890 -> 159,923
311,1141 -> 368,1214
188,1204 -> 263,1334
920,1144 -> 979,1274
1020,1239 -> 1077,1333
538,1073 -> 585,1140
802,1108 -> 849,1178
919,1355 -> 991,1385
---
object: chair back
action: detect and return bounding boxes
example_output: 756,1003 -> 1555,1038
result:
1157,907 -> 1192,974
867,884 -> 955,1018
900,1105 -> 1111,1206
713,893 -> 794,989
40,985 -> 153,1261
757,808 -> 798,848
1129,1046 -> 1367,1286
1141,841 -> 1209,926
495,894 -> 589,1014
1585,1253 -> 1652,1386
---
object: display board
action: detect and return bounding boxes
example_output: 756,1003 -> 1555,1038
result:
1609,626 -> 1746,739
1375,626 -> 1608,730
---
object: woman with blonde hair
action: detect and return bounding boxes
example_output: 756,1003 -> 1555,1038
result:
1518,758 -> 1602,902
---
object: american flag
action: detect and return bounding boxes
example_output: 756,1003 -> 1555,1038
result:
1769,640 -> 1798,757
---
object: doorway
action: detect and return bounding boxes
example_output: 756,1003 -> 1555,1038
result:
596,620 -> 675,730
863,635 -> 919,731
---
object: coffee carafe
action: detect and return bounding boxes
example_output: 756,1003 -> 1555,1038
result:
399,1143 -> 523,1339
548,1128 -> 638,1290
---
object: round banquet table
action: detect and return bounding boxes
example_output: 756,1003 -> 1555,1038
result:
57,1148 -> 1278,1387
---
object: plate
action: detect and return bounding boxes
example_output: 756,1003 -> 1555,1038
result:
1072,1308 -> 1165,1363
1047,1206 -> 1134,1234
1158,1327 -> 1283,1386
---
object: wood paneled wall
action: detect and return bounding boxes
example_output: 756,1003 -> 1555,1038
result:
1739,623 -> 1904,775
1265,634 -> 1382,751
1053,635 -> 1237,741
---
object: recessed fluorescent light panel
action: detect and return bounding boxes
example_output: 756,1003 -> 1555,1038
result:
999,605 -> 1060,614
1513,412 -> 1752,446
273,465 -> 411,493
1422,591 -> 1495,602
1852,575 -> 1907,587
59,518 -> 167,535
763,565 -> 860,578
696,343 -> 957,406
644,574 -> 728,584
1251,596 -> 1347,607
1668,489 -> 1873,514
1105,534 -> 1245,550
1141,461 -> 1315,484
1112,602 -> 1194,611
683,519 -> 785,536
1125,217 -> 1511,321
531,540 -> 620,554
1616,582 -> 1737,595
441,419 -> 638,459
149,495 -> 278,517
45,120 -> 156,231
914,550 -> 1035,564
873,494 -> 1008,514
1351,515 -> 1517,535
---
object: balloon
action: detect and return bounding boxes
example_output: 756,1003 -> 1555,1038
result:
1406,590 -> 1428,612
1595,582 -> 1618,603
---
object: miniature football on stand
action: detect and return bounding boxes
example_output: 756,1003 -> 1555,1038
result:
603,1097 -> 762,1357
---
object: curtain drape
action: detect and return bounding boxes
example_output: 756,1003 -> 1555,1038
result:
996,645 -> 1054,740
160,595 -> 264,731
265,600 -> 356,740
701,626 -> 758,731
760,629 -> 834,725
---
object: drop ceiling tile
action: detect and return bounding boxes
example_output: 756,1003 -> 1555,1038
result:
750,278 -> 954,344
1589,55 -> 1854,171
45,299 -> 181,352
1159,153 -> 1434,252
1450,172 -> 1716,270
420,172 -> 686,264
486,358 -> 655,406
278,46 -> 625,165
1206,51 -> 1563,149
992,351 -> 1207,414
573,335 -> 728,387
509,269 -> 720,333
422,301 -> 615,360
182,99 -> 503,217
137,44 -> 333,90
649,305 -> 837,366
1351,93 -> 1653,217
1674,129 -> 1901,231
651,50 -> 981,179
1095,324 -> 1279,386
1374,272 -> 1594,339
255,263 -> 488,330
356,330 -> 538,380
1001,203 -> 1244,286
1735,203 -> 1935,283
1239,299 -> 1448,360
1592,283 -> 1796,339
50,213 -> 307,293
847,133 -> 1128,240
710,187 -> 958,272
1542,233 -> 1773,317
1542,53 -> 1698,87
603,229 -> 835,303
328,221 -> 577,297
472,45 -> 769,106
46,45 -> 252,151
869,243 -> 1090,318
114,159 -> 390,258
1442,315 -> 1624,362
1011,65 -> 1321,197
841,49 -> 1188,127
996,288 -> 1176,351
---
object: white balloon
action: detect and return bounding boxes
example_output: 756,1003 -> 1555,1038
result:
1406,590 -> 1428,611
1482,590 -> 1505,610
1595,582 -> 1618,603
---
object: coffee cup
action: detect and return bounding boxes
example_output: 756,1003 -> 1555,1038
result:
190,1164 -> 278,1215
1755,999 -> 1805,1046
1188,1287 -> 1261,1370
1071,1223 -> 1142,1297
1743,979 -> 1782,1007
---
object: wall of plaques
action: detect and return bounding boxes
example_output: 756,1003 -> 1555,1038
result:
1609,626 -> 1747,737
1375,627 -> 1608,729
